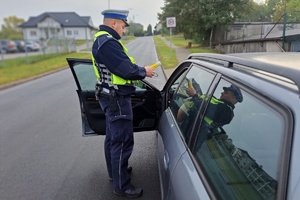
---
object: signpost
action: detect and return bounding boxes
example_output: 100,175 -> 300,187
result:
166,17 -> 176,60
166,17 -> 176,28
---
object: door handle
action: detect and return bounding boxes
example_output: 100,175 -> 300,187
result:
163,150 -> 170,170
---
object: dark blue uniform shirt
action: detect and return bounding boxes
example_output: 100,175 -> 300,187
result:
92,25 -> 146,95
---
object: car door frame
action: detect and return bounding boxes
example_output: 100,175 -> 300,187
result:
157,61 -> 221,199
67,58 -> 162,136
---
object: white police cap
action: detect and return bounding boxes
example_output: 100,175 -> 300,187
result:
101,9 -> 130,26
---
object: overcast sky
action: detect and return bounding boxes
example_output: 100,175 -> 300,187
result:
0,0 -> 165,30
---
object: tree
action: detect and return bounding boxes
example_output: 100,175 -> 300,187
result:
272,0 -> 285,22
273,0 -> 300,22
265,0 -> 281,21
146,24 -> 153,36
0,16 -> 25,39
133,29 -> 144,37
239,1 -> 268,22
158,0 -> 252,46
157,0 -> 183,36
242,0 -> 300,23
286,0 -> 300,22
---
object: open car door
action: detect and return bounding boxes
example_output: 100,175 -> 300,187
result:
67,58 -> 161,136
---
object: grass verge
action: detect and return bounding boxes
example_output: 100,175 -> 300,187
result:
153,36 -> 177,69
153,34 -> 218,69
0,52 -> 91,86
162,34 -> 218,53
0,34 -> 217,88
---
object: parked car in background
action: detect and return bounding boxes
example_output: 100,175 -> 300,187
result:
25,41 -> 40,51
0,39 -> 18,53
14,40 -> 26,52
67,52 -> 300,200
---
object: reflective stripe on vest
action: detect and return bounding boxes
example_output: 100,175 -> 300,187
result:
201,95 -> 233,125
92,31 -> 137,88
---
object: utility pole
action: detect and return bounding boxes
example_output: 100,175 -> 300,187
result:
282,0 -> 287,50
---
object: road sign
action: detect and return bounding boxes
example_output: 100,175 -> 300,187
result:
166,17 -> 176,28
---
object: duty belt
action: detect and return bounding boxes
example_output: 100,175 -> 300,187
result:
101,87 -> 111,94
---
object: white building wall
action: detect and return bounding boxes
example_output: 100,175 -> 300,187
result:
216,41 -> 284,54
226,23 -> 300,41
63,27 -> 92,40
156,23 -> 162,31
22,16 -> 95,41
37,18 -> 63,40
23,28 -> 41,41
266,41 -> 284,52
23,26 -> 94,41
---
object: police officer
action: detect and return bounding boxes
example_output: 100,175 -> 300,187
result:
91,9 -> 155,198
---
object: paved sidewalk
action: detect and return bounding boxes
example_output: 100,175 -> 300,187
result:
158,36 -> 191,78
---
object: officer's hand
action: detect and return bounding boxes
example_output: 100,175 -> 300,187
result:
186,87 -> 196,96
144,66 -> 155,78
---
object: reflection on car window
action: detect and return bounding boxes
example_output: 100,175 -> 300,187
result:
73,63 -> 97,90
169,65 -> 215,142
193,80 -> 284,200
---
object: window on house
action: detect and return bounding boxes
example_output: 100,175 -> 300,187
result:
67,30 -> 72,36
30,31 -> 37,36
74,30 -> 79,35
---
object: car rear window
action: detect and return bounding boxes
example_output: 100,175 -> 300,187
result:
193,81 -> 286,200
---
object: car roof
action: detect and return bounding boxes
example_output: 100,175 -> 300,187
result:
229,52 -> 300,69
188,52 -> 300,95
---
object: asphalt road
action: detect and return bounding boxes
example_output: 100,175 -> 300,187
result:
0,36 -> 163,200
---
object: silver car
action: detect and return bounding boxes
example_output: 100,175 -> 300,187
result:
67,52 -> 300,200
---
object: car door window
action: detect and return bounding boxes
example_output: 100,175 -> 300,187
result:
193,80 -> 285,200
73,62 -> 97,90
68,59 -> 158,135
72,62 -> 149,92
169,65 -> 216,142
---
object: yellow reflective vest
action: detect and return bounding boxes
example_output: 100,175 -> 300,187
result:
92,31 -> 137,86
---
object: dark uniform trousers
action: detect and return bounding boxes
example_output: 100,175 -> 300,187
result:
98,94 -> 134,192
